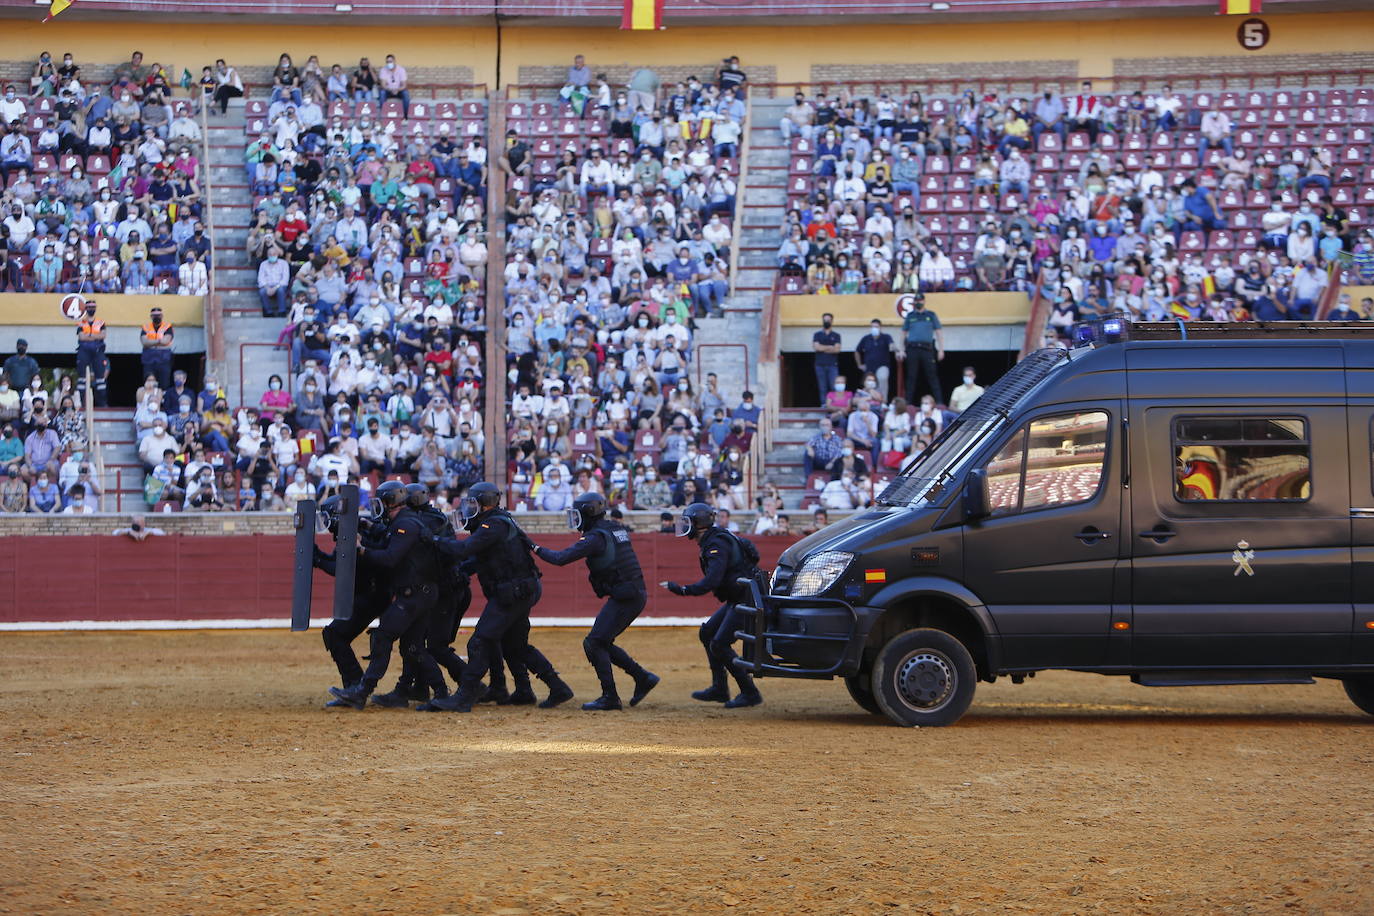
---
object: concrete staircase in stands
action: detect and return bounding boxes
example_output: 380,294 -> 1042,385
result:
91,406 -> 144,514
205,99 -> 291,411
689,96 -> 791,453
763,406 -> 828,510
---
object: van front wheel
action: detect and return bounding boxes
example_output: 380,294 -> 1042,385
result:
872,628 -> 977,727
1344,676 -> 1374,716
844,671 -> 882,715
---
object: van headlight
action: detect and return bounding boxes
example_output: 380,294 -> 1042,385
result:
790,551 -> 854,598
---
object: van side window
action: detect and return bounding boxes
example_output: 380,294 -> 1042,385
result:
984,411 -> 1109,518
1173,417 -> 1310,502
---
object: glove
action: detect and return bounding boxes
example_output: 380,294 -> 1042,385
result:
665,581 -> 686,596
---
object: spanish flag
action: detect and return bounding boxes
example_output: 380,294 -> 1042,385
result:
44,0 -> 73,20
1219,0 -> 1260,13
621,0 -> 663,30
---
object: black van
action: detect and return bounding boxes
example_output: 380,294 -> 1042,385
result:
737,322 -> 1374,726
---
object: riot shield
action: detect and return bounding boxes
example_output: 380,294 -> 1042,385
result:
331,484 -> 360,621
291,499 -> 317,632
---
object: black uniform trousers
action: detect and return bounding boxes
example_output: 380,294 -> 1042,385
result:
361,585 -> 446,693
458,581 -> 556,698
321,593 -> 386,687
699,600 -> 751,691
76,342 -> 108,406
141,349 -> 172,392
584,590 -> 649,697
904,342 -> 942,406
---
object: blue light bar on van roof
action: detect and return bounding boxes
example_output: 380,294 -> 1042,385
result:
1101,318 -> 1125,342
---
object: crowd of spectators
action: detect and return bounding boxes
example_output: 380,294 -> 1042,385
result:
235,50 -> 492,505
0,50 -> 212,295
0,338 -> 96,513
798,354 -> 985,510
774,81 -> 1371,332
500,57 -> 755,513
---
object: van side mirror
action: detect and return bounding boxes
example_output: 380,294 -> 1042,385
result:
963,469 -> 990,521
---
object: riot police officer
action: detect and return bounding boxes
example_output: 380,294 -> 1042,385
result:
328,480 -> 449,709
367,484 -> 468,708
314,492 -> 390,708
427,481 -> 574,712
660,502 -> 763,709
531,493 -> 660,711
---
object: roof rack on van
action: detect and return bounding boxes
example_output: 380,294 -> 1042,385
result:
1126,321 -> 1374,341
876,347 -> 1070,507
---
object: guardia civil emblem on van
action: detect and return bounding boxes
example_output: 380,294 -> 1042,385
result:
1232,540 -> 1255,577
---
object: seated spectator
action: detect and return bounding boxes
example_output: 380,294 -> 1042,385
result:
29,469 -> 60,513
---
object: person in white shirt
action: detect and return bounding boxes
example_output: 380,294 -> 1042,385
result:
919,245 -> 955,292
0,85 -> 27,125
701,214 -> 731,251
580,149 -> 613,198
1068,80 -> 1102,144
60,483 -> 96,514
820,473 -> 859,510
947,367 -> 985,413
1197,105 -> 1233,161
177,252 -> 208,296
1150,84 -> 1181,131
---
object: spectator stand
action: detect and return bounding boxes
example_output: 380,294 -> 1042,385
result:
740,67 -> 1374,507
0,69 -> 212,296
167,65 -> 502,512
496,73 -> 756,515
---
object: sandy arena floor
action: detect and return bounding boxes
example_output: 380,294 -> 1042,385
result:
0,628 -> 1371,915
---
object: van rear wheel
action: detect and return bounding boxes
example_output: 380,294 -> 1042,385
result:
872,628 -> 977,727
1344,677 -> 1374,716
844,671 -> 882,715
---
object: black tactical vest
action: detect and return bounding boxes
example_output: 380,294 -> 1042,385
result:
585,518 -> 646,598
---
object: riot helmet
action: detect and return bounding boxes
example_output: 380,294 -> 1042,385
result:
458,480 -> 502,531
567,492 -> 608,532
375,479 -> 407,513
403,482 -> 430,509
676,502 -> 717,539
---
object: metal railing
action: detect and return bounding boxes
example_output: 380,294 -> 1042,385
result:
747,68 -> 1374,100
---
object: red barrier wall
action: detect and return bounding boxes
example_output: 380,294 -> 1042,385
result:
2,533 -> 795,624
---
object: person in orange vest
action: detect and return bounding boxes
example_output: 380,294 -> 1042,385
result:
140,306 -> 175,391
75,299 -> 108,407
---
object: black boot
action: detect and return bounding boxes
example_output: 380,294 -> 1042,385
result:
328,682 -> 371,710
629,671 -> 660,707
692,684 -> 730,702
404,682 -> 431,703
724,668 -> 762,709
414,686 -> 452,712
425,690 -> 474,712
581,694 -> 623,711
370,685 -> 412,708
538,675 -> 575,709
479,683 -> 512,704
504,679 -> 537,705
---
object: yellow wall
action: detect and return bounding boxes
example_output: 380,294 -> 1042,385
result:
4,11 -> 1369,89
0,294 -> 204,327
780,292 -> 1030,327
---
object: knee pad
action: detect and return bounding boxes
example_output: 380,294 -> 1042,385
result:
583,635 -> 610,662
698,621 -> 714,648
370,628 -> 400,653
321,623 -> 342,652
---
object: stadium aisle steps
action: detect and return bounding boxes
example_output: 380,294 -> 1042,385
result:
736,97 -> 791,299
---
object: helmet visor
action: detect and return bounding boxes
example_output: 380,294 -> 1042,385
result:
314,507 -> 334,535
458,495 -> 481,525
565,508 -> 583,531
674,512 -> 694,537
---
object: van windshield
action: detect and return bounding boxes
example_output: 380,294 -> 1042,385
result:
876,347 -> 1072,509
